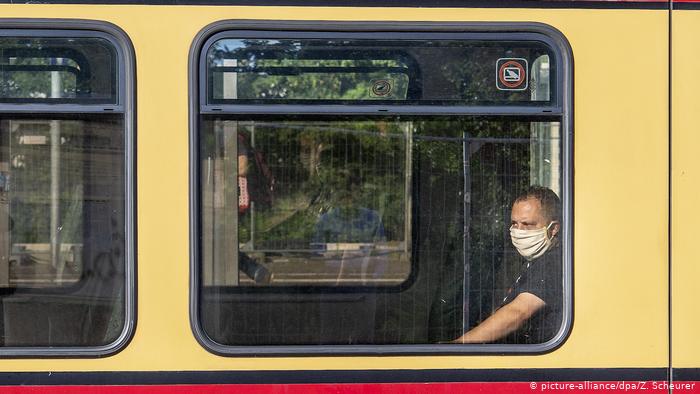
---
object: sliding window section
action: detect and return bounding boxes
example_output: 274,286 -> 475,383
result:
0,22 -> 134,356
192,24 -> 571,355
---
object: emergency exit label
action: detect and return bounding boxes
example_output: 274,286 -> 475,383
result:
497,58 -> 528,91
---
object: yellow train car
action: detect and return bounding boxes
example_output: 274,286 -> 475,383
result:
0,0 -> 685,392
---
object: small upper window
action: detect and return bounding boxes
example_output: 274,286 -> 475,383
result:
204,37 -> 556,106
0,37 -> 118,104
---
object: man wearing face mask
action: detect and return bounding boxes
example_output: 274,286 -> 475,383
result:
453,186 -> 562,344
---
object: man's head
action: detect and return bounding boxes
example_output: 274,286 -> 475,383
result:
510,186 -> 561,260
511,186 -> 561,234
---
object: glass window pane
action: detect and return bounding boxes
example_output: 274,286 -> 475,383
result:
206,38 -> 556,106
198,116 -> 563,346
0,37 -> 118,104
201,119 -> 411,287
0,115 -> 125,347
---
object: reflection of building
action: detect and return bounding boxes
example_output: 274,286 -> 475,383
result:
313,207 -> 386,244
0,118 -> 87,287
312,207 -> 387,285
530,56 -> 560,196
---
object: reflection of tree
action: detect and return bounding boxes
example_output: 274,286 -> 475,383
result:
209,39 -> 409,101
429,45 -> 549,103
8,118 -> 121,245
237,121 -> 406,247
0,39 -> 79,99
235,60 -> 407,101
237,117 -> 534,294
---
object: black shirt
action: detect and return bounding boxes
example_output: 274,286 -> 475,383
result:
501,243 -> 563,344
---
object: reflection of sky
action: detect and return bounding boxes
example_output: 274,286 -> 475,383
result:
210,39 -> 246,67
214,39 -> 282,52
212,39 -> 302,67
313,207 -> 387,244
216,39 -> 246,51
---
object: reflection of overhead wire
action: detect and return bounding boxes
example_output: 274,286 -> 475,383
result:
414,135 -> 530,144
255,248 -> 400,257
240,122 -> 407,140
240,122 -> 556,144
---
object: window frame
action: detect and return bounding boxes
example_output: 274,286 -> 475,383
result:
189,20 -> 573,356
0,19 -> 135,357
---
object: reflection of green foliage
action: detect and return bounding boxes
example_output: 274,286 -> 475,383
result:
235,120 -> 407,246
1,37 -> 119,103
1,70 -> 77,99
1,39 -> 80,99
235,71 -> 408,101
209,39 -> 410,101
438,47 -> 550,103
233,118 -> 536,261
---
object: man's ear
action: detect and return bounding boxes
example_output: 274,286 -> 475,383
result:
549,221 -> 561,239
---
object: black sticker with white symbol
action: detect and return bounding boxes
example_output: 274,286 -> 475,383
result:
496,58 -> 528,91
370,79 -> 393,97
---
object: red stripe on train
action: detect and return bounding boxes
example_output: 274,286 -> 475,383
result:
546,0 -> 667,2
542,0 -> 668,2
0,381 -> 694,393
555,0 -> 667,2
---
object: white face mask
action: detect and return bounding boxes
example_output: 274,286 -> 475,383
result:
510,222 -> 555,261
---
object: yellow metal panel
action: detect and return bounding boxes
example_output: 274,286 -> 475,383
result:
0,5 -> 668,371
672,10 -> 700,369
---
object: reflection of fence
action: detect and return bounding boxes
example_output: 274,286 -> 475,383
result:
201,119 -> 415,286
242,242 -> 410,286
241,121 -> 410,249
238,121 -> 412,287
9,243 -> 83,286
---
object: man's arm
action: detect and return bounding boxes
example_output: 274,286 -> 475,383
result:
452,292 -> 545,344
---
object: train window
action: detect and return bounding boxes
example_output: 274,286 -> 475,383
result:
0,26 -> 133,355
194,25 -> 571,354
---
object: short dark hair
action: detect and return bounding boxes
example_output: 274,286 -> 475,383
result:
514,186 -> 562,223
